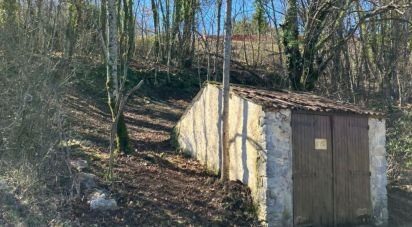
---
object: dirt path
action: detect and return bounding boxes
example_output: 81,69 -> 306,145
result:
66,83 -> 259,226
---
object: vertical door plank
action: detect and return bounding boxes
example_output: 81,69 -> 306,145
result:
292,113 -> 333,226
333,115 -> 371,226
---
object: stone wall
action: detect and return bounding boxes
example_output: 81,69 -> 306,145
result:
175,84 -> 222,173
175,84 -> 270,223
368,118 -> 388,226
264,110 -> 293,227
176,84 -> 387,227
176,87 -> 386,227
225,91 -> 267,221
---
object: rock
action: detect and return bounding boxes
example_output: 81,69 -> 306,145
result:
88,190 -> 117,210
405,185 -> 412,192
89,197 -> 117,210
70,159 -> 88,171
78,172 -> 98,192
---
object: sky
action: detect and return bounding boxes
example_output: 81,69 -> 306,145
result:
135,0 -> 286,35
199,0 -> 286,34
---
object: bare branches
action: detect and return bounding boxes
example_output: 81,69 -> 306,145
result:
107,79 -> 143,180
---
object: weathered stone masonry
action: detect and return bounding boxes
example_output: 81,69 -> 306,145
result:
175,84 -> 273,222
264,110 -> 293,227
175,83 -> 388,227
369,118 -> 388,226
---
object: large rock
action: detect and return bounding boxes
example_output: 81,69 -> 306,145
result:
87,190 -> 117,210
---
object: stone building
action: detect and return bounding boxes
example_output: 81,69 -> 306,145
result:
174,82 -> 387,227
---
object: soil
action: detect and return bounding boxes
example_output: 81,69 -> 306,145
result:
2,73 -> 412,226
388,170 -> 412,227
65,76 -> 412,227
64,80 -> 260,226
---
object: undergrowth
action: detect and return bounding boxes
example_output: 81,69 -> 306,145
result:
386,108 -> 412,181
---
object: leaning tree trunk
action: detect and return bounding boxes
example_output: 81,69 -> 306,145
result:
220,0 -> 232,181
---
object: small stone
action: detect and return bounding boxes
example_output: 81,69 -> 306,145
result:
70,159 -> 88,171
89,198 -> 117,210
406,185 -> 412,192
88,190 -> 117,210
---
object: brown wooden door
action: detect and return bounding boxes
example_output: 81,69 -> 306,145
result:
292,113 -> 371,227
292,113 -> 334,226
333,115 -> 371,225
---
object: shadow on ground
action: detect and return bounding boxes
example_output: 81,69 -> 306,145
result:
388,171 -> 412,227
65,80 -> 259,226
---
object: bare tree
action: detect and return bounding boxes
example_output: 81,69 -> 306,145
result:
221,0 -> 232,181
104,0 -> 144,179
214,0 -> 223,80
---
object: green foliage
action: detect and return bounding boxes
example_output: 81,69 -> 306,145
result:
68,2 -> 78,28
252,0 -> 268,34
171,72 -> 200,89
0,0 -> 18,25
233,16 -> 269,35
282,0 -> 303,90
387,110 -> 412,169
0,8 -> 5,25
233,18 -> 254,35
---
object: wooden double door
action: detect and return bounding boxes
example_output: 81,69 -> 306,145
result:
292,113 -> 371,227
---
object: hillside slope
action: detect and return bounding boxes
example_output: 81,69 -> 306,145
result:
64,75 -> 259,226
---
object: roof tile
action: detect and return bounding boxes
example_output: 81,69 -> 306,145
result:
211,82 -> 383,117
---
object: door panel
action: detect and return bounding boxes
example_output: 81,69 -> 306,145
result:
333,116 -> 371,225
292,113 -> 334,226
292,113 -> 371,226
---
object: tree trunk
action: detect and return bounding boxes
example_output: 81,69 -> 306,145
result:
269,0 -> 284,71
282,0 -> 302,90
221,0 -> 232,182
151,0 -> 160,59
106,0 -> 130,155
116,113 -> 130,153
214,0 -> 222,80
107,0 -> 119,116
165,0 -> 171,82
